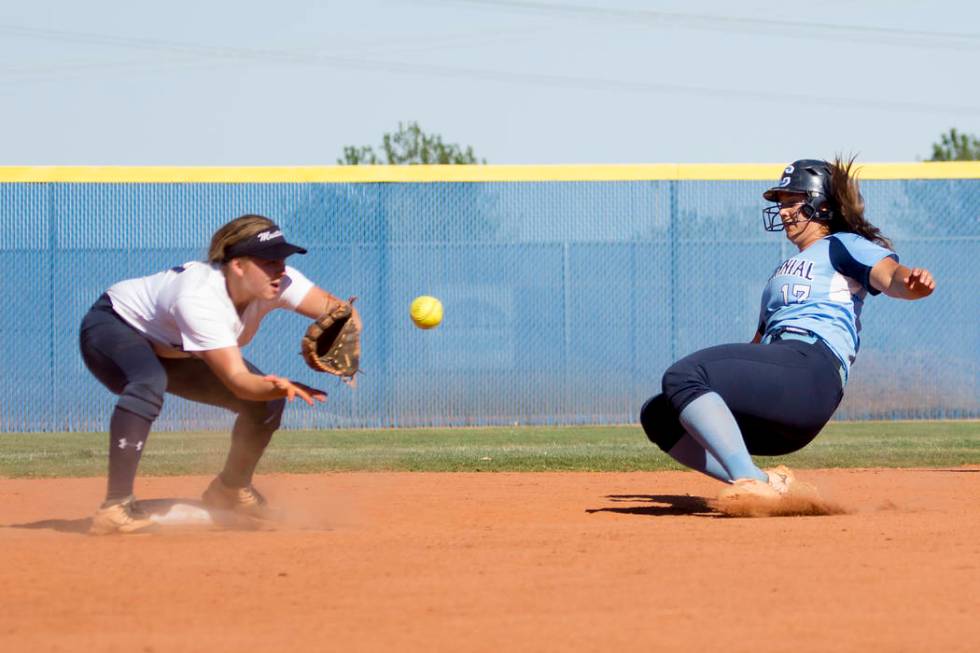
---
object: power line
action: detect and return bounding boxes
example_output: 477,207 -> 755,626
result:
1,24 -> 977,116
432,0 -> 980,51
0,24 -> 537,60
300,53 -> 980,115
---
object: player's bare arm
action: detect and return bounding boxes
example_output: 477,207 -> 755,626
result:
869,257 -> 936,300
198,346 -> 325,405
297,286 -> 363,330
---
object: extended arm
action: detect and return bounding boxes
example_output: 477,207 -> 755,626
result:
198,346 -> 326,405
869,257 -> 936,300
297,286 -> 363,329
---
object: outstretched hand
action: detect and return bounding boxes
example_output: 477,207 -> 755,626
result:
903,267 -> 935,299
263,375 -> 328,405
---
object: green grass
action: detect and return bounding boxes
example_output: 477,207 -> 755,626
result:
0,421 -> 977,478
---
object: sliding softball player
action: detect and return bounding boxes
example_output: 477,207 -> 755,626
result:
640,157 -> 936,502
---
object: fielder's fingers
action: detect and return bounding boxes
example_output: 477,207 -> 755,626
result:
263,374 -> 293,400
301,383 -> 328,402
274,378 -> 297,402
263,374 -> 287,389
294,385 -> 315,406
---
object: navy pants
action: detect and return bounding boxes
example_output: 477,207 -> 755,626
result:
641,339 -> 844,456
79,294 -> 285,491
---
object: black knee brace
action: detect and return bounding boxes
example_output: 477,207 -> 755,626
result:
117,376 -> 167,422
661,355 -> 710,415
237,397 -> 286,432
261,398 -> 286,431
639,394 -> 686,453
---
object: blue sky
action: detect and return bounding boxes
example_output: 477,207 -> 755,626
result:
3,0 -> 979,165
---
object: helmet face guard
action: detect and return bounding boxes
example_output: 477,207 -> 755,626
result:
762,159 -> 834,232
762,203 -> 814,232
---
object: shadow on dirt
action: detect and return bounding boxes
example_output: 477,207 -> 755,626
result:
4,517 -> 93,533
586,494 -> 717,517
905,468 -> 979,473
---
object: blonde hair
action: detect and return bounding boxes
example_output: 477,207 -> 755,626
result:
207,214 -> 277,263
827,156 -> 893,249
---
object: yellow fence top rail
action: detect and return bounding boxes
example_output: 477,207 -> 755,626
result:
1,162 -> 979,183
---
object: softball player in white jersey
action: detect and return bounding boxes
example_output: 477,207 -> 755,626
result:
80,214 -> 359,534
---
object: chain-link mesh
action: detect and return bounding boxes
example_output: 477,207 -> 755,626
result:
0,177 -> 976,432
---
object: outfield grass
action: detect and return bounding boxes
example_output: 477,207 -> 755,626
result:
0,421 -> 977,478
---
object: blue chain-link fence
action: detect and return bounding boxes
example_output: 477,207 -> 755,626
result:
1,171 -> 977,431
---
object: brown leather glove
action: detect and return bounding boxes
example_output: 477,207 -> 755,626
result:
300,298 -> 360,385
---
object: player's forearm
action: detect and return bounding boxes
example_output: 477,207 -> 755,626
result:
883,264 -> 936,300
884,280 -> 915,299
297,286 -> 347,320
223,371 -> 288,401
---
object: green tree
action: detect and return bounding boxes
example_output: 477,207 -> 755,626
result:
929,128 -> 980,161
338,121 -> 485,165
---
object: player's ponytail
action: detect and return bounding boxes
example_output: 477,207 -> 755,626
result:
827,156 -> 893,249
208,214 -> 278,263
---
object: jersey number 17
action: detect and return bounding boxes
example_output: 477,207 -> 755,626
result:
781,283 -> 811,303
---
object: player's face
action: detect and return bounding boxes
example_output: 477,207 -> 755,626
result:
241,257 -> 286,299
775,192 -> 806,225
774,192 -> 821,246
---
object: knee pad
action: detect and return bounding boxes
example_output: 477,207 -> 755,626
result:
639,394 -> 685,453
661,356 -> 709,414
264,398 -> 286,431
117,376 -> 167,421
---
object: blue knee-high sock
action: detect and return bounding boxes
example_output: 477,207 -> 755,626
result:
677,392 -> 767,482
666,434 -> 732,482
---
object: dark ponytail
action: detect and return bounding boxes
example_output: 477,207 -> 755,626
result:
827,155 -> 892,249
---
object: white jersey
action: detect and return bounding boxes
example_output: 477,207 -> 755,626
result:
106,261 -> 314,357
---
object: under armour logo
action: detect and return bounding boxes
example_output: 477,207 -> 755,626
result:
117,438 -> 144,451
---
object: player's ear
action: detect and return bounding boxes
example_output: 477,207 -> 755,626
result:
224,256 -> 248,277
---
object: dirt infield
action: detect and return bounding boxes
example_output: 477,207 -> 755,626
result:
1,468 -> 978,652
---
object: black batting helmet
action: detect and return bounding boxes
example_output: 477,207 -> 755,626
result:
762,159 -> 835,231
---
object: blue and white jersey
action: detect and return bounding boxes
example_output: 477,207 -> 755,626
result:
759,232 -> 897,380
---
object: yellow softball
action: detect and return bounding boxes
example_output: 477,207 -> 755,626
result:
410,295 -> 443,329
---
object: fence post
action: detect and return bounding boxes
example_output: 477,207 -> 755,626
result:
47,183 -> 57,432
668,180 -> 678,362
